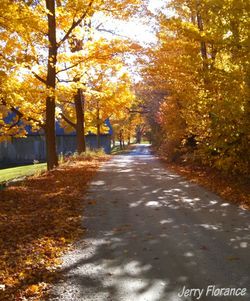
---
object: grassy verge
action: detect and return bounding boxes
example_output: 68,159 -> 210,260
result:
0,163 -> 47,183
111,144 -> 134,155
0,154 -> 108,300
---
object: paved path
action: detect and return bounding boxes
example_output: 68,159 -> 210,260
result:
50,145 -> 250,301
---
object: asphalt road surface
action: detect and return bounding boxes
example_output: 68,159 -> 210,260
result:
49,145 -> 250,301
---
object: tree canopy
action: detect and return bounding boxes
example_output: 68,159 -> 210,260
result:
141,0 -> 250,175
1,0 -> 249,174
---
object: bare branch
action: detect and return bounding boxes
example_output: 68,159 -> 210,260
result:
57,78 -> 75,83
96,27 -> 129,39
56,62 -> 80,74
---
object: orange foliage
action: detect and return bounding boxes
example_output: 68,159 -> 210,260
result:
0,156 -> 108,300
161,160 -> 250,211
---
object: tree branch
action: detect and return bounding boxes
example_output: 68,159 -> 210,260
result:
60,112 -> 76,129
96,27 -> 129,39
57,0 -> 94,48
24,64 -> 47,85
127,107 -> 149,114
31,70 -> 47,85
56,62 -> 80,74
57,78 -> 75,83
1,98 -> 45,129
8,114 -> 22,130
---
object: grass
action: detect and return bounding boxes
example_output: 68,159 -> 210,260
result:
111,145 -> 124,154
111,145 -> 133,155
0,163 -> 47,183
140,140 -> 151,145
1,149 -> 106,184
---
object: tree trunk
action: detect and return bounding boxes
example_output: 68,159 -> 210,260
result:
97,123 -> 101,148
196,1 -> 208,71
119,130 -> 123,150
136,125 -> 143,144
74,88 -> 86,154
45,0 -> 58,170
128,134 -> 131,145
96,102 -> 101,148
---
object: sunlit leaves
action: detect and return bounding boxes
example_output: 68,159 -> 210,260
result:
0,156 -> 107,300
143,0 -> 250,174
0,0 -> 144,142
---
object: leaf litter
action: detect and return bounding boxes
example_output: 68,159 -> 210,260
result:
0,155 -> 108,300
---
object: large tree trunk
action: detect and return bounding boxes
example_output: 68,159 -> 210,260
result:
68,17 -> 88,155
45,0 -> 58,170
74,88 -> 86,154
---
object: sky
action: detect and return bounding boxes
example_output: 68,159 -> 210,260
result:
95,0 -> 166,46
117,0 -> 164,44
92,0 -> 168,82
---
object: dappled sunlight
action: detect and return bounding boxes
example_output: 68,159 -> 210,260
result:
146,201 -> 162,207
129,200 -> 144,208
91,180 -> 106,186
119,168 -> 133,173
199,224 -> 219,230
160,219 -> 174,224
240,242 -> 247,248
50,145 -> 250,301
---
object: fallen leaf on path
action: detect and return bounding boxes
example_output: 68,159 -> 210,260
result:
227,256 -> 240,261
200,245 -> 209,251
113,224 -> 132,233
87,200 -> 97,205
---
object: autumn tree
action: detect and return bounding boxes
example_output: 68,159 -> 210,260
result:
85,61 -> 136,148
58,37 -> 138,153
0,0 -> 146,169
1,0 -> 96,169
141,0 -> 250,174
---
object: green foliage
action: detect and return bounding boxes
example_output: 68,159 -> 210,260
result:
0,163 -> 47,183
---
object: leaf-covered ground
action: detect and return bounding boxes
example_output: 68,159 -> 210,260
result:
162,161 -> 250,210
0,155 -> 108,301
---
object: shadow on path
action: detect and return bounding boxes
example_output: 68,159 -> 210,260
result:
49,145 -> 250,301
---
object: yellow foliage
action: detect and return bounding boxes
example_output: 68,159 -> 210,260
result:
142,0 -> 250,174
